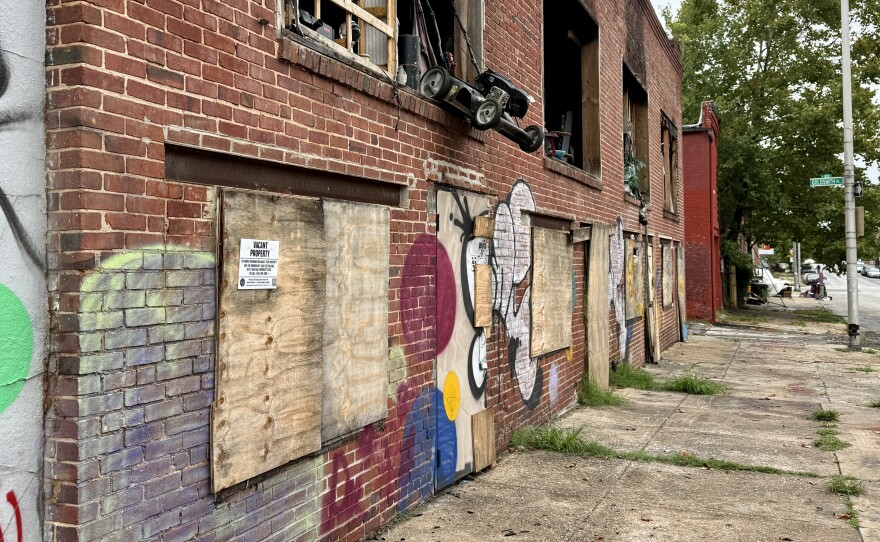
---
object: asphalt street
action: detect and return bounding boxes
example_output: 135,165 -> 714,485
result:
820,271 -> 880,333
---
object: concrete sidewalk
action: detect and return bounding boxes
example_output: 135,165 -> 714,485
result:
374,298 -> 880,541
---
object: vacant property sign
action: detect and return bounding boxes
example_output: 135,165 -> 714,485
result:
238,238 -> 280,289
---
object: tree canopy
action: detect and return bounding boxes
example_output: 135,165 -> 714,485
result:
665,0 -> 880,269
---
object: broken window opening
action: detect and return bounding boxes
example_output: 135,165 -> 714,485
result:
285,0 -> 398,77
623,64 -> 648,200
543,0 -> 600,175
661,113 -> 678,214
397,0 -> 484,89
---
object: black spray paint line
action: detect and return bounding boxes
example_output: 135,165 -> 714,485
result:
0,186 -> 45,271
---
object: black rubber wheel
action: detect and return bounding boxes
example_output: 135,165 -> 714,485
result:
419,66 -> 452,100
473,98 -> 503,130
519,125 -> 544,153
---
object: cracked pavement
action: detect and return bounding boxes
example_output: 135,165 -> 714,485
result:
375,297 -> 879,542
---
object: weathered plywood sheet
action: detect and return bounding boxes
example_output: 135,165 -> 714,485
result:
625,236 -> 644,320
677,245 -> 688,341
321,200 -> 390,441
645,241 -> 660,364
587,224 -> 611,387
663,244 -> 674,308
212,189 -> 326,492
531,227 -> 573,357
473,264 -> 492,328
472,408 -> 496,472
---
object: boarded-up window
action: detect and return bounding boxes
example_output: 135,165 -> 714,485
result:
213,189 -> 326,492
322,200 -> 390,441
625,235 -> 644,320
531,227 -> 573,356
661,114 -> 679,214
212,190 -> 391,492
623,65 -> 649,199
662,243 -> 674,308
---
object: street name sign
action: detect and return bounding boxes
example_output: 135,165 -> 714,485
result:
810,173 -> 843,187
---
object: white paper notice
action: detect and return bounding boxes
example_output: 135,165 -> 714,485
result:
238,239 -> 280,289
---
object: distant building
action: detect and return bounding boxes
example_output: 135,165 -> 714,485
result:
683,102 -> 722,322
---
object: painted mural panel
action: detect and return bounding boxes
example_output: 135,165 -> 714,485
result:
436,189 -> 490,486
491,181 -> 542,408
0,1 -> 45,539
609,218 -> 626,359
624,236 -> 644,320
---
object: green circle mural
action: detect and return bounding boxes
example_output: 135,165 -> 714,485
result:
0,284 -> 33,414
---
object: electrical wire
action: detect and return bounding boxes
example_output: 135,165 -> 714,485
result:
446,0 -> 483,76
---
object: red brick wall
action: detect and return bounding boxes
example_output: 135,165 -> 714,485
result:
683,103 -> 721,322
43,0 -> 684,540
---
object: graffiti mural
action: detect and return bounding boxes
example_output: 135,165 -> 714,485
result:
435,189 -> 490,485
0,1 -> 46,540
491,180 -> 542,409
609,217 -> 626,359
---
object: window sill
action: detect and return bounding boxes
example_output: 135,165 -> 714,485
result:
663,209 -> 680,222
624,193 -> 642,207
278,30 -> 487,143
543,157 -> 602,190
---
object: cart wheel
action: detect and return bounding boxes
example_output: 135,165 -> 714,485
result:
419,67 -> 452,100
473,98 -> 503,130
519,125 -> 544,153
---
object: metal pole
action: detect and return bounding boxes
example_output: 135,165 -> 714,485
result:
841,0 -> 860,349
793,241 -> 800,291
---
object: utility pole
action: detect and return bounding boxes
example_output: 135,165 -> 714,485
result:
841,0 -> 860,349
793,241 -> 800,291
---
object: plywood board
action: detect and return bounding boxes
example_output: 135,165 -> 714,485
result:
571,226 -> 592,244
213,189 -> 326,492
645,240 -> 660,364
321,200 -> 390,441
473,216 -> 494,238
531,227 -> 573,357
625,237 -> 638,320
586,224 -> 611,388
677,245 -> 688,341
473,263 -> 492,328
472,408 -> 496,472
662,244 -> 674,308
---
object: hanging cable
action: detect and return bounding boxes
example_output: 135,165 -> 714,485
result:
446,0 -> 482,76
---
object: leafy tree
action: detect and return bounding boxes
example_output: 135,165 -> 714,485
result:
665,0 -> 880,270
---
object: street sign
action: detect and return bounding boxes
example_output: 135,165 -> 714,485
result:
810,173 -> 843,187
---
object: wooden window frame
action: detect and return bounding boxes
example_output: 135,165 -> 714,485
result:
622,65 -> 648,200
282,0 -> 397,78
661,113 -> 678,214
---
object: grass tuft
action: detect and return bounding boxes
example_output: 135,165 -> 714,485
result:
813,429 -> 851,452
510,425 -> 818,477
867,399 -> 880,408
660,375 -> 725,395
609,363 -> 656,390
829,475 -> 865,496
812,409 -> 840,422
844,497 -> 860,528
852,366 -> 876,373
577,378 -> 626,407
797,309 -> 846,324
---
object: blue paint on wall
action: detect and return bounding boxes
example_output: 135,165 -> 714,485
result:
397,388 -> 435,512
433,389 -> 458,489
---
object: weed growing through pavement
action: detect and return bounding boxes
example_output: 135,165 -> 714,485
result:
660,375 -> 725,395
812,409 -> 840,422
868,399 -> 880,408
577,378 -> 626,407
609,365 -> 724,395
510,425 -> 819,478
609,363 -> 656,389
829,475 -> 865,496
813,428 -> 851,451
852,366 -> 876,373
844,497 -> 860,528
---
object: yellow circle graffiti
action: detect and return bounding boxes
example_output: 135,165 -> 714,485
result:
443,371 -> 461,421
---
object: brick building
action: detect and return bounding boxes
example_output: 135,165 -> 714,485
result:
683,101 -> 722,322
33,0 -> 685,540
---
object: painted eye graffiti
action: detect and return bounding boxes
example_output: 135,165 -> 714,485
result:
0,50 -> 8,98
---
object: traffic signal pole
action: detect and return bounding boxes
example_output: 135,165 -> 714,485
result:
841,0 -> 860,349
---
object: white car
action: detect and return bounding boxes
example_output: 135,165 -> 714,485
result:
866,267 -> 880,279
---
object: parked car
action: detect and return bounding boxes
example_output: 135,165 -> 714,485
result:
857,261 -> 865,273
804,272 -> 820,285
866,267 -> 880,279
